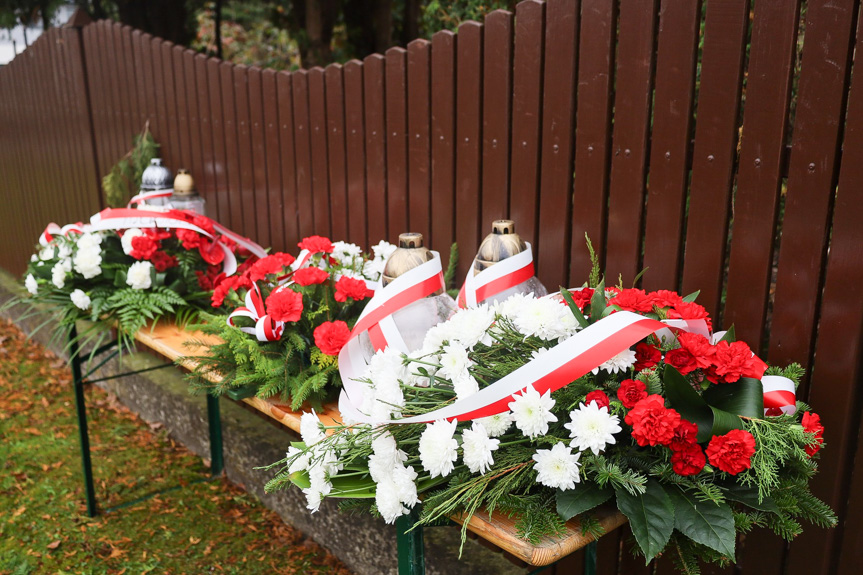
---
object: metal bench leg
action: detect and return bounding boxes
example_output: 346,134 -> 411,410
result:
584,540 -> 597,575
396,507 -> 425,574
207,393 -> 224,476
69,326 -> 97,517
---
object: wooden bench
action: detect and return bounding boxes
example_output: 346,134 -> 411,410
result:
124,321 -> 628,572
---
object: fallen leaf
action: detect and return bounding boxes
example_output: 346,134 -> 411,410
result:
12,506 -> 25,517
47,540 -> 61,550
108,546 -> 125,559
23,427 -> 42,436
189,536 -> 201,545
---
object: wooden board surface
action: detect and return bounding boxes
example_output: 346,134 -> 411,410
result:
133,321 -> 626,565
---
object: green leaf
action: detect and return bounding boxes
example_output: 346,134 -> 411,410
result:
722,486 -> 779,513
663,365 -> 714,443
667,487 -> 736,560
615,479 -> 675,562
717,325 -> 736,343
681,290 -> 701,303
703,377 -> 764,420
589,280 -> 607,322
556,483 -> 614,521
559,287 -> 589,329
289,470 -> 311,489
707,406 -> 745,436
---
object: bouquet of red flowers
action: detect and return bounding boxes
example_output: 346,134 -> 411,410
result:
16,208 -> 262,352
187,235 -> 396,408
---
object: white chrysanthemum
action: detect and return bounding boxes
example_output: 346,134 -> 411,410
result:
51,261 -> 67,289
332,241 -> 363,266
438,343 -> 472,381
371,240 -> 397,261
508,386 -> 558,438
404,350 -> 435,387
308,464 -> 332,496
366,347 -> 407,419
513,295 -> 579,341
368,432 -> 408,482
121,228 -> 144,255
57,243 -> 72,259
564,402 -> 622,455
25,274 -> 38,295
126,260 -> 153,289
592,348 -> 637,375
392,464 -> 419,507
421,323 -> 454,353
446,306 -> 496,348
303,487 -> 324,512
494,292 -> 530,321
73,246 -> 102,279
477,411 -> 514,437
452,372 -> 479,400
30,254 -> 38,263
363,258 -> 385,281
76,232 -> 102,250
287,446 -> 310,474
39,246 -> 55,261
532,442 -> 581,490
462,423 -> 500,474
376,476 -> 409,523
300,410 -> 326,446
70,289 -> 91,311
418,419 -> 459,478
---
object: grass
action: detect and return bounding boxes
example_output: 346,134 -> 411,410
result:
0,318 -> 352,575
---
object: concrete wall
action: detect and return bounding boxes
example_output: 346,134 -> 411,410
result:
0,269 -> 524,575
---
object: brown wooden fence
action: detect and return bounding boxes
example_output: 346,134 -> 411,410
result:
1,2 -> 862,574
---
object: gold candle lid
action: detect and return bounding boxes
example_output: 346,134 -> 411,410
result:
173,169 -> 196,196
474,219 -> 527,274
382,232 -> 435,287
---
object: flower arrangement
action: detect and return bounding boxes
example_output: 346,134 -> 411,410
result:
186,236 -> 397,408
265,268 -> 836,572
17,210 -> 260,352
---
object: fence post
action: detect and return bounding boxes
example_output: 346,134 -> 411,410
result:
64,9 -> 105,211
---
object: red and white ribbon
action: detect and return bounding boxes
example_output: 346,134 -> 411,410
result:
127,189 -> 174,207
40,222 -> 86,246
226,282 -> 285,342
87,208 -> 266,276
458,243 -> 536,308
339,304 -> 793,425
338,253 -> 446,416
762,375 -> 797,416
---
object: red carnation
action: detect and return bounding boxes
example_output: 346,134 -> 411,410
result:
130,235 -> 159,260
570,288 -> 594,310
199,239 -> 226,266
625,394 -> 681,447
670,419 -> 699,451
584,390 -> 610,410
150,250 -> 178,272
708,340 -> 765,384
298,235 -> 334,254
250,252 -> 296,282
293,267 -> 329,286
608,288 -> 655,313
335,276 -> 373,302
667,301 -> 712,330
651,289 -> 683,309
266,287 -> 304,323
145,228 -> 172,241
801,412 -> 825,457
664,348 -> 698,375
676,332 -> 715,370
671,444 -> 707,476
617,379 -> 648,409
211,275 -> 238,307
191,214 -> 215,235
176,228 -> 204,250
634,342 -> 661,371
314,320 -> 352,356
705,429 -> 756,475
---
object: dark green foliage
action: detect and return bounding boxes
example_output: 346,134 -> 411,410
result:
101,123 -> 159,208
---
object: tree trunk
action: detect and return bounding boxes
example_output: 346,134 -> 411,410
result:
115,0 -> 193,47
301,0 -> 337,68
373,0 -> 392,53
402,0 -> 420,45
